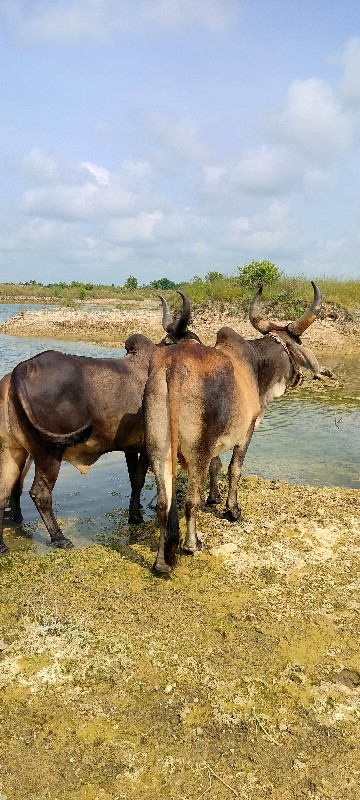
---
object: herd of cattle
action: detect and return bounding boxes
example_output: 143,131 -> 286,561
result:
0,283 -> 322,574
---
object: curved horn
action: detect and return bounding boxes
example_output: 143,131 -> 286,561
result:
287,281 -> 322,336
172,290 -> 191,338
248,287 -> 270,334
158,295 -> 173,332
248,287 -> 284,334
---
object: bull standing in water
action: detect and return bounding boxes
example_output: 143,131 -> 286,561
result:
144,282 -> 322,576
0,293 -> 198,555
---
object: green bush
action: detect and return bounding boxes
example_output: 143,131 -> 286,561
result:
237,260 -> 282,289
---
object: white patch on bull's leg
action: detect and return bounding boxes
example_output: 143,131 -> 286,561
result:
183,472 -> 204,555
164,454 -> 173,513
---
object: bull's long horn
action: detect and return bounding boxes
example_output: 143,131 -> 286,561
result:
172,290 -> 191,337
158,295 -> 173,332
248,287 -> 284,334
287,281 -> 322,336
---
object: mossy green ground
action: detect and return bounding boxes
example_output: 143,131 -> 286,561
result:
0,476 -> 359,800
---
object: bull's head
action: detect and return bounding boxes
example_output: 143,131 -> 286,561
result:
158,291 -> 201,343
249,281 -> 322,375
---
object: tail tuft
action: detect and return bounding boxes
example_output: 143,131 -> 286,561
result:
164,496 -> 181,568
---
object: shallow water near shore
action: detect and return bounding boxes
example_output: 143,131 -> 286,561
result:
0,304 -> 359,556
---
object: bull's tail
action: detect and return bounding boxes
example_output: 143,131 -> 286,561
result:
164,365 -> 181,568
19,455 -> 33,493
12,379 -> 92,447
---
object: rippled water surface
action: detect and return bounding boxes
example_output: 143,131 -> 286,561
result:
0,304 -> 358,554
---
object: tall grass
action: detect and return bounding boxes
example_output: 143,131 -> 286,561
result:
177,275 -> 360,317
0,276 -> 359,315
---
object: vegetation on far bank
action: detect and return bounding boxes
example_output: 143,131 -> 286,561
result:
1,261 -> 359,321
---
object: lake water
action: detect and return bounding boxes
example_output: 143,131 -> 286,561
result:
0,303 -> 358,554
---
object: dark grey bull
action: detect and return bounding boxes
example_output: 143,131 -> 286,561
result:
144,282 -> 322,575
0,293 -> 197,555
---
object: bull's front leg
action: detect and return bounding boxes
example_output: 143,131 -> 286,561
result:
206,456 -> 222,505
125,449 -> 149,524
224,445 -> 243,521
224,427 -> 254,521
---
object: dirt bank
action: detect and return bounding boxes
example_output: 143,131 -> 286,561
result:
0,475 -> 359,800
1,300 -> 360,353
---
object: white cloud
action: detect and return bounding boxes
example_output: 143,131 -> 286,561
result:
19,154 -> 164,221
147,111 -> 211,163
337,38 -> 360,108
22,148 -> 60,181
203,144 -> 298,199
3,0 -> 238,44
109,211 -> 163,243
144,0 -> 237,33
80,161 -> 110,186
109,208 -> 203,244
276,78 -> 354,160
228,200 -> 296,256
20,217 -> 70,247
21,181 -> 135,220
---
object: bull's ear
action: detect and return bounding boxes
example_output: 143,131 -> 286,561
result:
288,342 -> 319,373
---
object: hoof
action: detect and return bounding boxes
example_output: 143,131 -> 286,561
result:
183,538 -> 203,556
0,542 -> 9,555
152,561 -> 173,578
206,495 -> 221,506
54,537 -> 74,550
223,507 -> 241,522
12,513 -> 23,524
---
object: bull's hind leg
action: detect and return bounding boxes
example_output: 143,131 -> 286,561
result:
9,477 -> 23,523
183,459 -> 210,556
0,446 -> 28,554
125,449 -> 149,524
152,451 -> 178,577
30,449 -> 73,549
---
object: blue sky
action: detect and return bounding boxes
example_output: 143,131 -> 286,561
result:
1,1 -> 360,286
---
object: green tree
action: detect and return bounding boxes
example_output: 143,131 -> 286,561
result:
125,275 -> 138,290
205,271 -> 224,283
150,277 -> 177,290
237,260 -> 282,289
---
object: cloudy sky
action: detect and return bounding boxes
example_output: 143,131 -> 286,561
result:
1,1 -> 360,285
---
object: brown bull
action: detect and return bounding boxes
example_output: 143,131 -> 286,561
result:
0,292 -> 198,555
144,282 -> 322,575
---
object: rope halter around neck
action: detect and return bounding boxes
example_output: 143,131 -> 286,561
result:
266,331 -> 304,392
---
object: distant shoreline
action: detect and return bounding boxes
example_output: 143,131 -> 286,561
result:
0,300 -> 359,354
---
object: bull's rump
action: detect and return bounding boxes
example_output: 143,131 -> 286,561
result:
145,339 -> 256,463
11,350 -> 91,439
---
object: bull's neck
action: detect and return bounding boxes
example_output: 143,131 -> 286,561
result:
248,336 -> 289,403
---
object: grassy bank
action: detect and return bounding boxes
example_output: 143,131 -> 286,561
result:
1,276 -> 359,320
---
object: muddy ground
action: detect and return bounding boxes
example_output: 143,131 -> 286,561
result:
0,302 -> 359,799
0,477 -> 359,800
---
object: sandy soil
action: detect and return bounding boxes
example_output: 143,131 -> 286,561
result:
0,475 -> 359,800
1,299 -> 360,353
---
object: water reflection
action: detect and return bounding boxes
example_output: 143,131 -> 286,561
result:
0,304 -> 358,556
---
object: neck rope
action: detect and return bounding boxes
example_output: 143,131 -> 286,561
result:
266,331 -> 303,391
